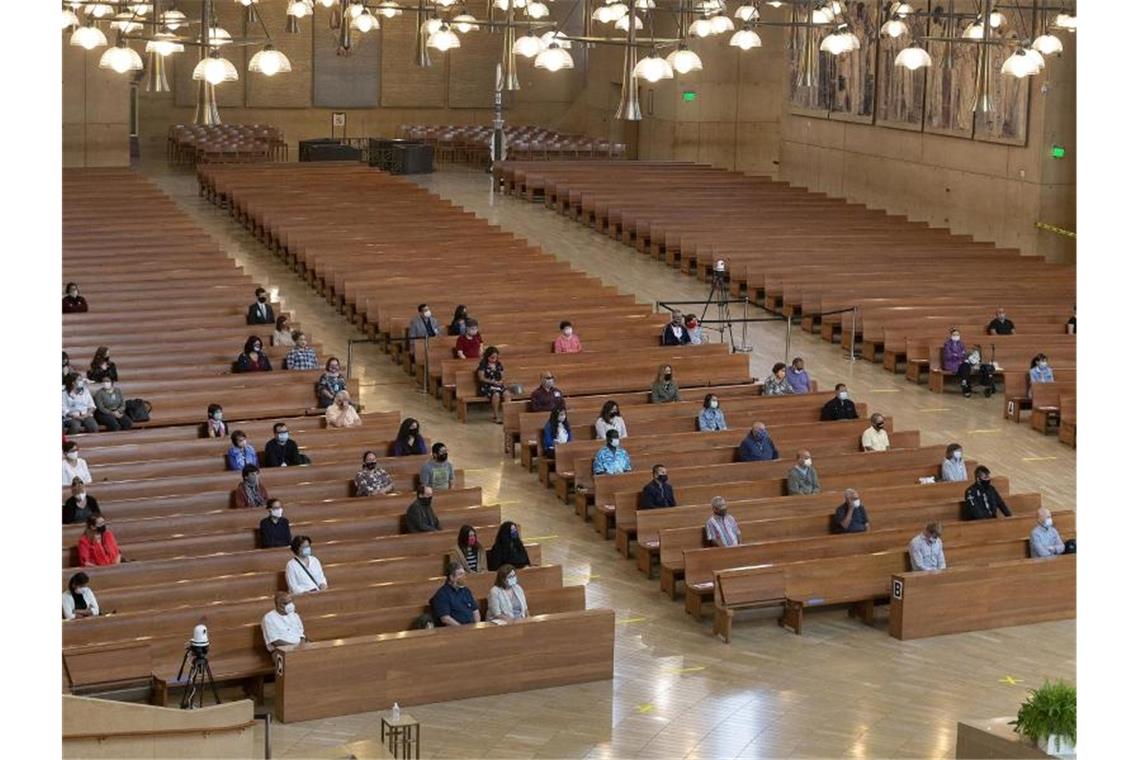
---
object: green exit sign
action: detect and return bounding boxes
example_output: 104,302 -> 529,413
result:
682,91 -> 697,102
1051,145 -> 1066,159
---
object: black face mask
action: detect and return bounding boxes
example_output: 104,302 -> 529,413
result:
364,461 -> 377,470
420,497 -> 433,508
96,525 -> 107,535
656,474 -> 668,483
436,453 -> 448,463
258,295 -> 268,303
664,373 -> 673,381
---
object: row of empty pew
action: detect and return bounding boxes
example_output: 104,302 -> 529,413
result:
399,124 -> 627,166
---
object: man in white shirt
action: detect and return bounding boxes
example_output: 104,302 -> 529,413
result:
860,413 -> 890,452
262,592 -> 306,652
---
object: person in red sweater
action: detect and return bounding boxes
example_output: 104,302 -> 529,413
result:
77,515 -> 121,567
454,320 -> 484,359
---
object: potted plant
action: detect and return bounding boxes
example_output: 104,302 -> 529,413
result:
1010,679 -> 1076,757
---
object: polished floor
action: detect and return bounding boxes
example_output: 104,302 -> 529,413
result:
144,162 -> 1075,759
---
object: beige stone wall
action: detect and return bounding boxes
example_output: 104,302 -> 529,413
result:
62,41 -> 130,168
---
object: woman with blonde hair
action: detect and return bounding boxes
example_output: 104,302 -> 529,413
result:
650,363 -> 680,403
324,390 -> 361,428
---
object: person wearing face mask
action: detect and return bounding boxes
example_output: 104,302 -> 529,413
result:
62,372 -> 98,435
662,310 -> 692,346
651,364 -> 680,403
259,498 -> 293,548
235,335 -> 272,373
698,393 -> 727,431
593,430 -> 633,475
62,350 -> 75,387
554,320 -> 582,353
940,443 -> 967,482
1029,353 -> 1055,385
264,423 -> 309,467
62,441 -> 92,485
639,464 -> 676,509
393,417 -> 427,455
1029,508 -> 1067,558
821,383 -> 858,421
786,450 -> 821,495
226,431 -> 259,471
684,314 -> 703,345
63,572 -> 100,620
861,414 -> 890,452
77,515 -> 122,566
316,357 -> 346,408
908,522 -> 946,571
62,282 -> 89,313
203,403 -> 227,438
408,303 -> 440,341
1066,305 -> 1076,336
786,357 -> 811,394
529,372 -> 565,412
541,406 -> 573,457
455,320 -> 485,359
420,443 -> 455,490
354,450 -> 394,497
262,591 -> 306,652
476,346 -> 508,423
286,535 -> 328,594
832,489 -> 870,534
487,564 -> 530,623
405,485 -> 441,533
325,390 -> 362,428
487,521 -> 531,571
63,477 -> 101,524
233,464 -> 270,509
431,563 -> 480,626
595,400 -> 628,440
447,305 -> 470,336
450,524 -> 488,573
763,363 -> 795,396
963,466 -> 1011,520
986,307 -> 1016,336
941,328 -> 979,397
86,347 -> 118,384
92,376 -> 132,431
739,422 -> 779,462
272,315 -> 294,347
246,287 -> 275,326
705,497 -> 741,547
284,331 -> 319,371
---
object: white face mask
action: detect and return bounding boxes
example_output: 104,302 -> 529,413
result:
423,310 -> 432,319
837,391 -> 848,401
802,458 -> 812,468
951,335 -> 961,342
270,508 -> 283,519
66,451 -> 79,461
300,546 -> 312,557
507,575 -> 518,588
283,602 -> 295,615
851,499 -> 861,508
952,450 -> 963,460
709,400 -> 719,409
101,382 -> 112,391
562,327 -> 573,336
75,492 -> 86,503
1043,517 -> 1053,528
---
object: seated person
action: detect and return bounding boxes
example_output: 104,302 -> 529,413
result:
235,335 -> 272,373
450,525 -> 488,573
963,466 -> 1011,520
263,422 -> 309,467
272,315 -> 293,347
408,303 -> 440,340
354,450 -> 394,497
739,422 -> 778,462
941,328 -> 991,398
78,515 -> 121,566
593,430 -> 632,475
431,563 -> 481,627
684,314 -> 702,345
226,430 -> 259,471
62,440 -> 92,485
1066,306 -> 1076,335
908,522 -> 946,571
650,364 -> 680,403
92,377 -> 131,431
86,347 -> 118,384
316,357 -> 347,409
786,450 -> 820,495
420,443 -> 455,490
541,407 -> 572,457
786,357 -> 811,394
1029,353 -> 1055,384
284,331 -> 318,370
285,535 -> 328,594
941,443 -> 966,482
662,311 -> 691,346
62,373 -> 98,435
595,400 -> 628,439
705,497 -> 741,547
259,499 -> 292,548
62,572 -> 99,620
986,307 -> 1016,336
234,464 -> 269,508
963,343 -> 996,398
455,320 -> 484,359
476,347 -> 508,424
203,403 -> 227,438
820,383 -> 858,421
529,372 -> 564,412
63,282 -> 88,313
698,394 -> 727,431
832,489 -> 870,534
861,413 -> 890,452
262,591 -> 305,652
448,305 -> 469,336
639,464 -> 676,509
487,565 -> 529,623
488,521 -> 531,571
63,477 -> 100,524
393,417 -> 427,455
247,287 -> 275,325
405,485 -> 441,533
325,390 -> 361,428
1029,508 -> 1066,558
554,321 -> 582,353
763,363 -> 794,396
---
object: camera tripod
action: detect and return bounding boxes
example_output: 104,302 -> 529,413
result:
176,646 -> 221,710
700,271 -> 752,353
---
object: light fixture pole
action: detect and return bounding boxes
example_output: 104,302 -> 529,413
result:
614,9 -> 640,120
491,62 -> 507,163
193,0 -> 221,126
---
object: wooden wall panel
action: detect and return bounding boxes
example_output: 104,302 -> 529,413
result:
381,15 -> 447,108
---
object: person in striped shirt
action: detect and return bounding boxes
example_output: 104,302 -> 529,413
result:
705,496 -> 741,547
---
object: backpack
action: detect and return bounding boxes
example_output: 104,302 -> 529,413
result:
125,398 -> 152,422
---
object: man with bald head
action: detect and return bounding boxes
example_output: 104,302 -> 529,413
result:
705,497 -> 741,547
786,450 -> 821,495
261,591 -> 306,652
739,421 -> 778,462
1029,508 -> 1066,558
833,489 -> 870,533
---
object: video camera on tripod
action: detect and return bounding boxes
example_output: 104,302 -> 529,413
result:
176,623 -> 221,709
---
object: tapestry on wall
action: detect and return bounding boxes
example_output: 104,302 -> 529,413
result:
312,11 -> 381,108
787,4 -> 831,114
924,0 -> 977,138
973,3 -> 1032,145
876,0 -> 928,130
826,0 -> 879,123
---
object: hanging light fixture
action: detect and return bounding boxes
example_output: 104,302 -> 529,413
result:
710,15 -> 736,35
85,3 -> 115,20
1000,49 -> 1041,78
347,1 -> 365,17
894,43 -> 931,70
352,8 -> 378,32
146,31 -> 185,57
1054,13 -> 1077,32
541,31 -> 573,49
889,2 -> 914,17
765,0 -> 784,6
526,2 -> 550,19
453,13 -> 477,32
249,44 -> 293,76
1032,33 -> 1064,56
161,9 -> 188,30
962,20 -> 985,40
535,42 -> 574,71
633,52 -> 673,82
880,18 -> 909,39
810,6 -> 835,24
316,0 -> 337,6
436,0 -> 458,6
988,11 -> 1006,29
111,13 -> 145,34
729,28 -> 762,50
193,50 -> 240,86
820,24 -> 860,54
421,17 -> 444,36
427,23 -> 461,52
129,3 -> 153,14
61,8 -> 80,29
286,0 -> 311,32
633,0 -> 656,7
688,18 -> 714,38
615,12 -> 644,32
667,44 -> 703,74
208,27 -> 234,46
735,5 -> 758,22
376,1 -> 402,18
513,32 -> 543,58
70,25 -> 109,51
99,41 -> 144,74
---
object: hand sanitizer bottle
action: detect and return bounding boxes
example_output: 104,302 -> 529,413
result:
392,702 -> 400,722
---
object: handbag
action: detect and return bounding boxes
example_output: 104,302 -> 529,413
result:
124,398 -> 151,422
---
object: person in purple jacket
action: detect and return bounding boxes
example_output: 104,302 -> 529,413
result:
786,357 -> 811,394
941,328 -> 993,398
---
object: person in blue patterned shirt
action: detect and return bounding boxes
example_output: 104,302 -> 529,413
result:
284,332 -> 319,371
592,430 -> 632,475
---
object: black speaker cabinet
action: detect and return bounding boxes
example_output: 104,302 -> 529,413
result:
298,138 -> 361,162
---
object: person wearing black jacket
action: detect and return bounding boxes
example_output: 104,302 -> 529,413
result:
259,499 -> 293,548
405,486 -> 441,533
63,478 -> 100,524
820,383 -> 858,421
487,521 -> 531,571
639,464 -> 676,509
247,287 -> 275,325
661,311 -> 692,346
263,423 -> 309,467
963,466 -> 1012,520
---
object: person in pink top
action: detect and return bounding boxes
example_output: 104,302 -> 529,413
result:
554,321 -> 582,353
